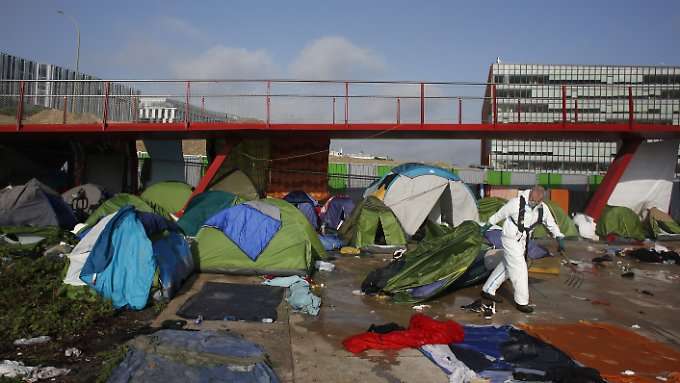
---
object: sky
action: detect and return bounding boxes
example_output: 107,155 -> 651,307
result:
2,0 -> 679,165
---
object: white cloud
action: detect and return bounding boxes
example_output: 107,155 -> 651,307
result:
289,36 -> 385,80
171,45 -> 278,79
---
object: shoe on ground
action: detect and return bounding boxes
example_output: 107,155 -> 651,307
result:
515,303 -> 534,313
481,291 -> 503,303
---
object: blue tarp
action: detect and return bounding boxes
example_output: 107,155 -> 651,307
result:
137,211 -> 179,236
204,204 -> 281,261
321,196 -> 355,229
79,206 -> 156,309
318,233 -> 344,251
296,203 -> 320,230
484,229 -> 550,260
457,325 -> 512,371
108,330 -> 280,383
153,231 -> 194,299
284,191 -> 319,229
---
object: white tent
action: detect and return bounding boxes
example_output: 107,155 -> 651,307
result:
363,163 -> 479,236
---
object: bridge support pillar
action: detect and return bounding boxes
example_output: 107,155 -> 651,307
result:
584,137 -> 643,220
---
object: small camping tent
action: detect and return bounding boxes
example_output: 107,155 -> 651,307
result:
645,207 -> 680,240
0,178 -> 76,229
208,169 -> 259,200
194,198 -> 326,276
361,221 -> 484,303
82,193 -> 155,230
320,195 -> 355,230
283,190 -> 320,230
61,183 -> 109,216
363,163 -> 479,236
65,206 -> 193,309
596,205 -> 647,241
338,196 -> 407,249
177,191 -> 240,236
140,181 -> 193,216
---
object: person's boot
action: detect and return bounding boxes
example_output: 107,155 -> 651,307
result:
481,291 -> 503,303
515,303 -> 534,313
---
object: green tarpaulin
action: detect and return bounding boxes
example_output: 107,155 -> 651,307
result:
141,181 -> 193,216
177,191 -> 240,236
82,194 -> 155,230
338,196 -> 406,248
478,197 -> 507,223
532,200 -> 579,239
193,198 -> 325,276
596,205 -> 647,241
384,221 -> 483,303
645,207 -> 680,239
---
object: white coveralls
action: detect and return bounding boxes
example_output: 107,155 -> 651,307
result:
481,190 -> 563,305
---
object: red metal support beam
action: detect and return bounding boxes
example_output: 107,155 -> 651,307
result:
185,81 -> 191,130
458,97 -> 462,124
420,83 -> 425,126
492,84 -> 497,125
562,85 -> 567,123
584,138 -> 643,220
176,140 -> 236,217
16,80 -> 25,131
102,81 -> 110,129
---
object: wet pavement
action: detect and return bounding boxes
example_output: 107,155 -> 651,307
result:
154,240 -> 680,382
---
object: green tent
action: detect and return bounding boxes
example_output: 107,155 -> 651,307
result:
645,207 -> 680,239
193,198 -> 326,276
338,196 -> 406,249
532,200 -> 579,239
209,169 -> 259,201
141,181 -> 193,216
478,197 -> 507,223
596,205 -> 647,241
82,193 -> 155,230
177,191 -> 240,236
383,221 -> 483,303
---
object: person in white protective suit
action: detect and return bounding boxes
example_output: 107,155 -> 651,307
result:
480,186 -> 565,313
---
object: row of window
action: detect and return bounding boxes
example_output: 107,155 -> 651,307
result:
493,74 -> 680,85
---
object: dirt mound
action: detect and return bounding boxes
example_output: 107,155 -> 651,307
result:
24,109 -> 100,124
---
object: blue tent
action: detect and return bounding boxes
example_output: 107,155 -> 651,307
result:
320,196 -> 355,230
204,201 -> 282,261
77,206 -> 193,309
283,191 -> 319,230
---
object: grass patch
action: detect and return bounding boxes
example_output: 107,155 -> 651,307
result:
95,344 -> 129,383
0,256 -> 114,346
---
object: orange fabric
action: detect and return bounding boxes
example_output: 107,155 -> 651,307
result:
519,322 -> 680,383
549,189 -> 569,214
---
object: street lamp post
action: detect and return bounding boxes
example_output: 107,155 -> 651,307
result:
57,10 -> 80,113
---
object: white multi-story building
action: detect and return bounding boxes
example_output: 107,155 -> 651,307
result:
481,63 -> 680,174
138,97 -> 239,123
0,51 -> 139,121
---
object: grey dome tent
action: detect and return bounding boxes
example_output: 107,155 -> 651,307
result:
0,179 -> 76,229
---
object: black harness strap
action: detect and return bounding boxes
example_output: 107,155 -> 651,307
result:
512,196 -> 544,261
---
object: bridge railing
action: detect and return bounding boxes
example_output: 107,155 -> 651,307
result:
1,79 -> 678,128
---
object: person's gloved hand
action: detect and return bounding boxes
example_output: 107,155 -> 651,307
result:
480,223 -> 491,234
557,237 -> 566,252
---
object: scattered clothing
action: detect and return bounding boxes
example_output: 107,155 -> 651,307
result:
573,213 -> 599,241
342,314 -> 464,354
626,248 -> 680,264
456,325 -> 513,371
367,322 -> 405,334
0,360 -> 70,381
421,344 -> 478,383
449,345 -> 493,373
592,254 -> 613,263
13,336 -> 51,346
315,260 -> 335,272
263,276 -> 321,316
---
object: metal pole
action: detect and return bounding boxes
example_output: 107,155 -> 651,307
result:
397,97 -> 401,125
266,80 -> 271,128
63,96 -> 68,124
344,82 -> 349,125
57,10 -> 80,112
561,85 -> 567,123
332,97 -> 336,124
420,83 -> 425,125
185,81 -> 190,130
574,98 -> 578,123
458,97 -> 462,124
16,80 -> 24,131
628,86 -> 634,127
492,84 -> 497,125
102,81 -> 110,129
201,96 -> 205,120
517,99 -> 521,123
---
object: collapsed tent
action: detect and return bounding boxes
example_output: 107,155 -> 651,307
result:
361,221 -> 484,303
320,195 -> 355,230
61,183 -> 109,217
208,168 -> 259,200
596,205 -> 647,241
0,226 -> 73,258
477,197 -> 507,223
82,193 -> 155,230
194,198 -> 326,276
176,191 -> 240,236
140,181 -> 193,216
645,207 -> 680,240
0,178 -> 76,229
364,163 -> 479,236
283,190 -> 320,229
531,200 -> 579,239
107,330 -> 280,383
338,196 -> 407,249
65,206 -> 193,309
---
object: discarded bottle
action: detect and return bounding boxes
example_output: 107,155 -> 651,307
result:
261,318 -> 273,323
195,315 -> 203,325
